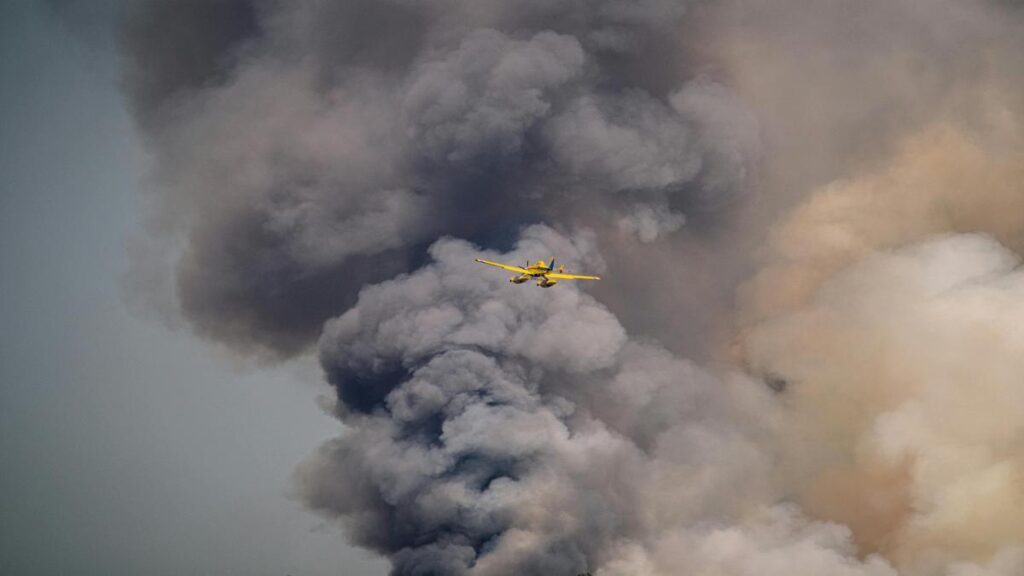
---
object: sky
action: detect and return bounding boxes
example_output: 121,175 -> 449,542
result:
0,4 -> 386,575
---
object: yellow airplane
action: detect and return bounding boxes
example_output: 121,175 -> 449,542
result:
474,257 -> 601,287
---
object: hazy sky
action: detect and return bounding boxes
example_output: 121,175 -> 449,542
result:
0,4 -> 386,575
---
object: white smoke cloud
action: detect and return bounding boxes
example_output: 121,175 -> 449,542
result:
746,235 -> 1024,573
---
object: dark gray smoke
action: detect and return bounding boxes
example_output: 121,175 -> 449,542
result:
120,0 -> 757,359
299,226 -> 781,575
120,2 -> 764,573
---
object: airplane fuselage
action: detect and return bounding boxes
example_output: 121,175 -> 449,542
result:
509,261 -> 563,287
523,262 -> 557,276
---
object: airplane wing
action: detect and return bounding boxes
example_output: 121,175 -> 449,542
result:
475,258 -> 528,273
545,272 -> 601,281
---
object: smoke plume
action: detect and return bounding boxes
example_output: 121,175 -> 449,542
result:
121,0 -> 1024,574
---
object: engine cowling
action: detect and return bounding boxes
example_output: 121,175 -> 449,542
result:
537,278 -> 558,288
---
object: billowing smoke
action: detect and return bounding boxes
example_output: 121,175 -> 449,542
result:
120,0 -> 757,359
299,226 -> 784,574
727,1 -> 1024,574
120,0 -> 1024,575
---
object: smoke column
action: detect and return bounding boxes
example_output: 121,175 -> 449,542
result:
121,1 -> 1024,574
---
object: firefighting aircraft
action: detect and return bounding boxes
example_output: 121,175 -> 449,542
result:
474,257 -> 601,287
